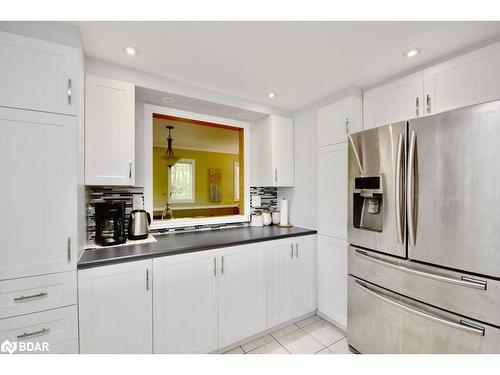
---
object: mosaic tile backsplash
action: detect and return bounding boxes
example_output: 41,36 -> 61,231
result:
86,186 -> 279,241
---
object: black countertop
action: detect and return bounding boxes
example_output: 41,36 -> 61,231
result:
78,226 -> 317,269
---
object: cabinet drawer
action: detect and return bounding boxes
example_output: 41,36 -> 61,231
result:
0,305 -> 78,354
0,272 -> 77,319
348,276 -> 500,353
348,246 -> 500,327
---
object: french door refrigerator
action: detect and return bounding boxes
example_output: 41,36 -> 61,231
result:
347,100 -> 500,354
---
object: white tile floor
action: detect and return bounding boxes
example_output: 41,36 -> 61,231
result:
223,315 -> 353,354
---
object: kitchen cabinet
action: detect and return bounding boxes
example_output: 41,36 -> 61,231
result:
317,143 -> 348,239
85,75 -> 135,186
250,115 -> 294,187
0,31 -> 79,116
317,96 -> 362,146
317,235 -> 347,330
423,41 -> 500,115
153,250 -> 218,354
0,108 -> 77,280
78,260 -> 152,354
267,235 -> 316,327
363,72 -> 423,130
218,244 -> 267,348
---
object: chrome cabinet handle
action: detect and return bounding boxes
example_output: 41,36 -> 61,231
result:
221,256 -> 224,275
146,269 -> 149,290
213,257 -> 217,276
416,97 -> 419,116
355,249 -> 487,290
295,243 -> 299,258
355,280 -> 485,336
290,244 -> 294,259
407,131 -> 416,247
67,79 -> 72,105
274,168 -> 278,182
14,292 -> 48,302
395,133 -> 405,244
345,118 -> 350,135
17,328 -> 50,340
67,237 -> 71,263
426,94 -> 431,114
129,161 -> 132,179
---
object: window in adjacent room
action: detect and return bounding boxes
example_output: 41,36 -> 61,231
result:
169,159 -> 195,203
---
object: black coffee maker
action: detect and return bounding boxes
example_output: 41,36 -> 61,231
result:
95,202 -> 127,246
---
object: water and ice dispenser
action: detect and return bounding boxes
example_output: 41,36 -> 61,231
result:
352,175 -> 383,232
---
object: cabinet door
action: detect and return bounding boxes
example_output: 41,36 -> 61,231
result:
424,42 -> 500,116
292,235 -> 316,317
153,251 -> 218,354
0,108 -> 77,280
78,260 -> 152,354
266,239 -> 294,327
363,72 -> 423,130
317,235 -> 347,330
218,244 -> 266,348
0,31 -> 79,115
271,116 -> 294,186
85,75 -> 135,186
317,143 -> 348,239
317,96 -> 362,147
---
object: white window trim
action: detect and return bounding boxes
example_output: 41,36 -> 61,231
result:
144,104 -> 250,230
169,159 -> 195,204
234,161 -> 240,202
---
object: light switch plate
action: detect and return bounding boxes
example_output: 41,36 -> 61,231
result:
133,195 -> 144,210
251,195 -> 262,208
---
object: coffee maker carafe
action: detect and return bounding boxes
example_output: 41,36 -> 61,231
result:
95,202 -> 127,246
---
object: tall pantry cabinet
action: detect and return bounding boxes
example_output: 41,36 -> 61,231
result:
316,96 -> 362,331
0,31 -> 80,353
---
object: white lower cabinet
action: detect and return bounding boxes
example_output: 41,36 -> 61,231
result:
267,236 -> 316,328
217,244 -> 267,348
153,251 -> 218,354
78,260 -> 153,354
317,235 -> 347,330
77,235 -> 316,353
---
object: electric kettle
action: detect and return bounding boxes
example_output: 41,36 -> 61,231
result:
128,210 -> 151,240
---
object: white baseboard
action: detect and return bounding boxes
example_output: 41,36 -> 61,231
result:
317,310 -> 347,333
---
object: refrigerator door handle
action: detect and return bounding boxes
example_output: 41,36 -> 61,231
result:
407,130 -> 417,246
354,279 -> 485,336
355,249 -> 487,290
395,133 -> 405,244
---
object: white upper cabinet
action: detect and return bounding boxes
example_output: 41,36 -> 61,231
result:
251,115 -> 294,187
363,72 -> 423,130
218,244 -> 267,348
424,41 -> 500,115
85,75 -> 135,186
78,260 -> 153,354
0,31 -> 79,116
0,108 -> 77,280
317,96 -> 362,146
153,251 -> 218,354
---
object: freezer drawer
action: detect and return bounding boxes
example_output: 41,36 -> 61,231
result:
348,246 -> 500,327
347,276 -> 500,353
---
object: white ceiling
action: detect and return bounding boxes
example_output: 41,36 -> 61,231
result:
153,118 -> 240,154
75,21 -> 500,111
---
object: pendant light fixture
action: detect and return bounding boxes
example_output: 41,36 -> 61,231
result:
162,125 -> 180,167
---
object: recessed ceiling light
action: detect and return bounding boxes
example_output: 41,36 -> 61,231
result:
403,48 -> 420,58
161,96 -> 176,104
267,92 -> 276,98
123,46 -> 140,56
236,112 -> 247,119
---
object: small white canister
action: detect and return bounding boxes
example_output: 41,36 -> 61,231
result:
262,211 -> 272,226
272,211 -> 280,225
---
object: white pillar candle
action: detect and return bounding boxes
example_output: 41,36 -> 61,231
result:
280,198 -> 289,226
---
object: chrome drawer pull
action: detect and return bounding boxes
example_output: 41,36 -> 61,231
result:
17,328 -> 50,340
290,244 -> 294,259
355,249 -> 487,290
355,280 -> 485,336
14,292 -> 48,302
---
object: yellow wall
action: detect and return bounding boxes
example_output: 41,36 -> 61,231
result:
153,147 -> 240,210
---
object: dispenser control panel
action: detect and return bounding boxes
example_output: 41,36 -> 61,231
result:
353,175 -> 383,195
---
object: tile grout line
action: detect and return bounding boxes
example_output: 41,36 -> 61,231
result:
242,336 -> 278,354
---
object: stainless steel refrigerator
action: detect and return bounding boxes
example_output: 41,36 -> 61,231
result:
347,100 -> 500,353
